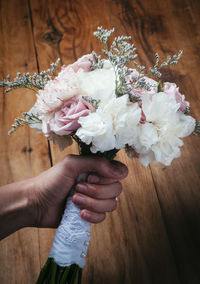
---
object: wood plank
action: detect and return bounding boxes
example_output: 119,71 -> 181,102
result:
29,0 -> 181,283
0,0 -> 51,282
1,0 -> 199,283
28,0 -> 81,269
83,151 -> 180,284
122,0 -> 200,283
132,1 -> 200,284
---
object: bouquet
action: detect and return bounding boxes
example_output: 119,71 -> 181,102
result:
1,27 -> 199,283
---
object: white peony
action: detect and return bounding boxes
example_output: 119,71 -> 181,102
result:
77,65 -> 116,107
134,92 -> 196,167
103,95 -> 141,148
76,110 -> 116,153
76,94 -> 141,153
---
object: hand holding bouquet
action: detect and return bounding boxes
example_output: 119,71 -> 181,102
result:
1,27 -> 199,283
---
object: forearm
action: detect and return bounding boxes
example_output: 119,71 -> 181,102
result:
0,179 -> 35,240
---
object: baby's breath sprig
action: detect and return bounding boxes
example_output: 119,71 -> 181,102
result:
93,27 -> 183,98
193,121 -> 200,136
8,117 -> 29,135
8,112 -> 42,135
47,58 -> 61,76
0,58 -> 60,93
82,96 -> 100,109
89,51 -> 104,71
93,26 -> 115,45
148,51 -> 183,78
94,26 -> 138,97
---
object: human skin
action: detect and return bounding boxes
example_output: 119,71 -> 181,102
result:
0,155 -> 128,240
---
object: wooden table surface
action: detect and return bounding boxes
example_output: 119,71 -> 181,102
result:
0,0 -> 200,283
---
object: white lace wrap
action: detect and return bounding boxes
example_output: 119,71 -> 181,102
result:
49,173 -> 91,268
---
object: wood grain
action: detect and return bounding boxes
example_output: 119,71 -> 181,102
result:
0,0 -> 199,283
127,0 -> 200,282
0,0 -> 51,282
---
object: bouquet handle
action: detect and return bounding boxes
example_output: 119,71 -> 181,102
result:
37,173 -> 91,284
49,172 -> 91,267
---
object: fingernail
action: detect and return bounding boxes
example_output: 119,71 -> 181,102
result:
73,194 -> 85,204
88,175 -> 100,183
76,183 -> 88,192
81,210 -> 90,219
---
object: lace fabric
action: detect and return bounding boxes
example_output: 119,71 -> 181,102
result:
49,173 -> 91,268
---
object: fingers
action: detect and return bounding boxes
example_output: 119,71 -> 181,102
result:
63,155 -> 126,225
76,182 -> 122,199
87,174 -> 118,185
72,193 -> 117,213
80,209 -> 106,223
63,155 -> 128,180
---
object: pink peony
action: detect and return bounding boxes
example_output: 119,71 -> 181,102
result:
42,97 -> 94,136
36,55 -> 95,120
36,68 -> 80,119
65,54 -> 95,73
164,82 -> 190,113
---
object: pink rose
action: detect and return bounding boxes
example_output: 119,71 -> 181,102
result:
126,69 -> 146,98
66,54 -> 95,73
127,69 -> 158,98
42,97 -> 94,136
164,82 -> 190,113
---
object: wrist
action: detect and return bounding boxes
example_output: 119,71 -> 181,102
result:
0,178 -> 36,239
23,178 -> 38,228
8,178 -> 37,228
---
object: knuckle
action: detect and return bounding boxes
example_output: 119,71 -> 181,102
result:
108,200 -> 117,212
93,213 -> 106,224
115,182 -> 122,196
62,154 -> 75,169
124,166 -> 129,178
113,200 -> 117,211
88,184 -> 99,198
97,157 -> 107,170
87,198 -> 97,211
98,213 -> 106,223
63,154 -> 73,164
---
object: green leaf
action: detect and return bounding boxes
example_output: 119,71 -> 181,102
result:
157,81 -> 163,92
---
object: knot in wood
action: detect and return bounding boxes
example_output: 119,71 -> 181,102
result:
43,30 -> 63,44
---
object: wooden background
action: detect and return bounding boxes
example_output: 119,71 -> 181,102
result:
0,0 -> 200,283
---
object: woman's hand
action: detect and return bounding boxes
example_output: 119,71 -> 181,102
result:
31,155 -> 128,228
0,154 -> 128,240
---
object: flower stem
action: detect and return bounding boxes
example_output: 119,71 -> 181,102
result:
50,261 -> 58,284
36,258 -> 52,284
60,265 -> 70,284
78,268 -> 82,284
56,266 -> 65,284
68,265 -> 79,284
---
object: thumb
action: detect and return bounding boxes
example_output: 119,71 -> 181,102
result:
62,154 -> 128,180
